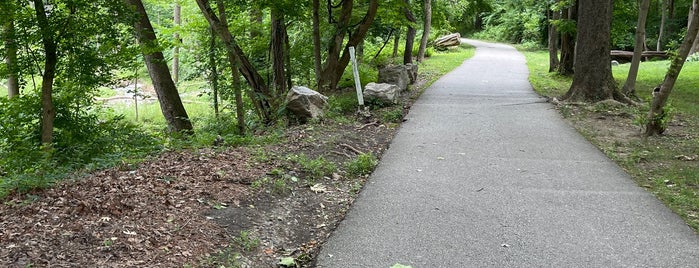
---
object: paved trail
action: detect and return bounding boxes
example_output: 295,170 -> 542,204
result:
316,40 -> 699,267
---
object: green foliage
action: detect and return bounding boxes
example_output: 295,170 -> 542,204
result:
345,152 -> 378,177
473,0 -> 546,44
287,154 -> 337,181
338,62 -> 378,89
0,95 -> 161,198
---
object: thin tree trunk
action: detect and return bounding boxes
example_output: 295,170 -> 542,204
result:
318,0 -> 378,91
125,0 -> 193,133
622,0 -> 651,98
689,1 -> 699,54
196,0 -> 273,123
312,0 -> 322,87
658,0 -> 667,50
403,0 -> 417,64
4,14 -> 19,98
208,27 -> 219,118
558,0 -> 577,76
392,29 -> 401,58
33,0 -> 57,146
646,0 -> 699,136
417,0 -> 432,63
271,8 -> 287,100
548,6 -> 560,72
172,3 -> 181,84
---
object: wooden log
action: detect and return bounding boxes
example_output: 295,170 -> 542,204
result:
610,50 -> 669,63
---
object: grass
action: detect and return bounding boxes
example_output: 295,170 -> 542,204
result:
520,49 -> 699,232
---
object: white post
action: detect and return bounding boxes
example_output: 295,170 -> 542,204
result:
349,46 -> 364,107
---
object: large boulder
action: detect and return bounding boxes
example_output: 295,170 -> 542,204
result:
378,65 -> 410,91
405,63 -> 418,84
285,86 -> 328,121
434,33 -> 461,50
364,83 -> 400,105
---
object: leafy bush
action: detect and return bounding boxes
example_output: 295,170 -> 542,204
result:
0,95 -> 161,197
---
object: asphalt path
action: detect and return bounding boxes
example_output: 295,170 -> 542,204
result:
315,39 -> 699,267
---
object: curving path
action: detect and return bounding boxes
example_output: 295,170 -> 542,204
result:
315,39 -> 699,267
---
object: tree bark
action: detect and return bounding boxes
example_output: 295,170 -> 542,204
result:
646,0 -> 699,136
172,3 -> 181,84
417,0 -> 432,63
318,0 -> 378,91
558,0 -> 577,76
271,8 -> 288,99
3,10 -> 19,98
403,0 -> 417,64
561,0 -> 627,103
548,5 -> 560,73
312,0 -> 322,87
392,29 -> 401,58
33,0 -> 57,146
622,0 -> 651,98
208,27 -> 220,118
658,0 -> 667,50
196,0 -> 273,123
125,0 -> 193,133
689,1 -> 699,54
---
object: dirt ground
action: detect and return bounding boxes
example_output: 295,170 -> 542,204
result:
0,80 -> 422,267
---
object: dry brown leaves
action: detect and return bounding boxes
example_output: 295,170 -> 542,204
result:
1,149 -> 268,267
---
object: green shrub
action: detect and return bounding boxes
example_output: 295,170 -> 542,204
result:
288,154 -> 337,181
345,152 -> 378,177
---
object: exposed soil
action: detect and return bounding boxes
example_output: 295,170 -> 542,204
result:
1,83 -> 423,267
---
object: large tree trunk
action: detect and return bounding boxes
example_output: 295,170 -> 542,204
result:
417,0 -> 432,63
33,0 -> 57,146
548,5 -> 560,73
658,0 -> 668,50
646,0 -> 699,136
621,0 -> 651,98
403,0 -> 417,64
561,0 -> 627,103
196,0 -> 273,123
318,0 -> 378,91
558,0 -> 577,76
312,0 -> 322,87
125,0 -> 193,133
271,8 -> 288,100
3,10 -> 19,98
689,1 -> 699,54
172,3 -> 181,84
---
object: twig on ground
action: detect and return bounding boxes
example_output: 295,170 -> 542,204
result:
332,150 -> 353,158
340,144 -> 364,155
355,120 -> 379,130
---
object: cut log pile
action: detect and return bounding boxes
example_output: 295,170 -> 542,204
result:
434,33 -> 461,50
610,50 -> 669,63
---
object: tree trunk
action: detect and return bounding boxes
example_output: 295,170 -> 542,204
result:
417,0 -> 432,63
34,0 -> 57,146
3,11 -> 19,98
646,0 -> 699,136
318,0 -> 378,91
622,0 -> 650,98
312,0 -> 322,87
689,1 -> 699,54
392,29 -> 401,58
172,3 -> 181,84
658,0 -> 667,50
548,6 -> 560,73
558,0 -> 577,76
196,0 -> 273,123
208,27 -> 220,118
561,0 -> 626,103
125,0 -> 193,133
403,0 -> 417,65
271,8 -> 288,100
